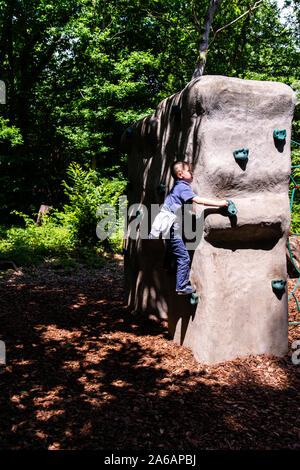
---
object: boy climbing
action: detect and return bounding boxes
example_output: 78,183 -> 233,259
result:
149,161 -> 230,295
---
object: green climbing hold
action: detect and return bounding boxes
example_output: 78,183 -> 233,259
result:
126,128 -> 133,137
273,129 -> 286,141
271,280 -> 286,290
190,292 -> 198,305
157,183 -> 166,195
226,200 -> 238,216
233,148 -> 249,160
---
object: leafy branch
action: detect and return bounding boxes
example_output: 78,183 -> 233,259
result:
192,0 -> 264,79
208,0 -> 264,48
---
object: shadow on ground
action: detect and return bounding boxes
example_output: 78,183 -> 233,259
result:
0,261 -> 299,450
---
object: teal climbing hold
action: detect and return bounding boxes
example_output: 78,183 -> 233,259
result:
157,183 -> 166,195
273,129 -> 286,141
226,200 -> 238,216
126,128 -> 133,137
136,210 -> 142,218
271,280 -> 286,291
233,148 -> 249,160
190,292 -> 198,305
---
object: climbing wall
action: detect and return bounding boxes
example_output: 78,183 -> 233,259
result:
122,75 -> 296,365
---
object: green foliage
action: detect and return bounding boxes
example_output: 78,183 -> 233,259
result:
0,117 -> 23,147
0,162 -> 126,267
0,219 -> 71,266
0,221 -> 107,269
60,162 -> 126,247
0,0 -> 299,241
290,145 -> 300,233
290,77 -> 300,233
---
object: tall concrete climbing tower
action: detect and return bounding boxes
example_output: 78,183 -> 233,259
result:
122,76 -> 296,365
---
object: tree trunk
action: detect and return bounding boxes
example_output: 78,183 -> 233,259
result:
192,0 -> 224,79
192,1 -> 264,79
36,205 -> 51,226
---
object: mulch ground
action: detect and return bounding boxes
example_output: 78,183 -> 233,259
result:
0,257 -> 299,451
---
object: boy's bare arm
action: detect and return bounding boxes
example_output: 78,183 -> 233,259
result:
192,196 -> 229,207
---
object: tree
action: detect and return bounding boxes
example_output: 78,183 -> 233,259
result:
191,0 -> 264,78
0,0 -> 298,222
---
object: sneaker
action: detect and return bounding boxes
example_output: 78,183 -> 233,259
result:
176,285 -> 195,295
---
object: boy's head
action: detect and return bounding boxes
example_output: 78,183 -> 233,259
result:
171,161 -> 193,183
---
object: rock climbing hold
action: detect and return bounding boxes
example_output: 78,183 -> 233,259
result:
190,292 -> 198,305
271,280 -> 286,291
233,149 -> 249,160
125,128 -> 133,137
157,183 -> 166,195
226,200 -> 238,216
273,129 -> 286,141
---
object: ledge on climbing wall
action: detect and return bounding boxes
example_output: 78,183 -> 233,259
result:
201,193 -> 290,237
204,222 -> 282,250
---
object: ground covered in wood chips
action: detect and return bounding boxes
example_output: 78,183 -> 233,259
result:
0,256 -> 299,451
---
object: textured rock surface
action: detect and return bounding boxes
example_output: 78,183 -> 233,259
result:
123,75 -> 296,365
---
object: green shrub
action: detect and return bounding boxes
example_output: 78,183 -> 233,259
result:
0,216 -> 72,266
60,162 -> 126,248
290,145 -> 300,234
0,163 -> 127,267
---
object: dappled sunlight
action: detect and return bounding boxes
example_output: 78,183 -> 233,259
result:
35,408 -> 65,422
0,261 -> 299,450
38,326 -> 82,342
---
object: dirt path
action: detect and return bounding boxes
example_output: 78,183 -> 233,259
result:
0,258 -> 299,450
